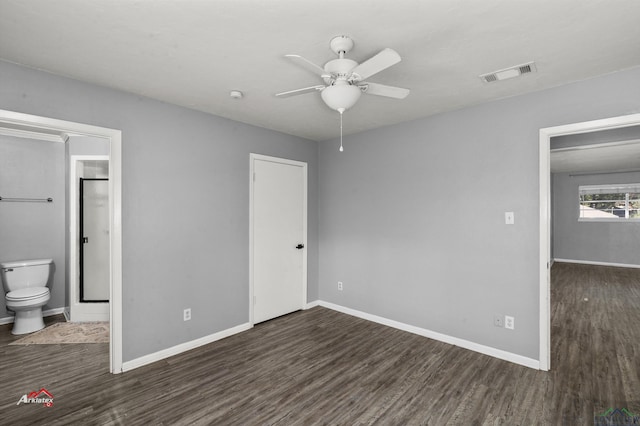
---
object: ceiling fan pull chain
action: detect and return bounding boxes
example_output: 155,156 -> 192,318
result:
339,108 -> 344,152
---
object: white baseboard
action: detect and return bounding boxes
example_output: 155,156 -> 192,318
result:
554,258 -> 640,269
304,300 -> 320,309
124,302 -> 319,372
317,301 -> 540,370
0,307 -> 65,326
67,302 -> 109,322
67,311 -> 109,322
45,307 -> 66,317
4,300 -> 541,372
116,298 -> 541,373
122,322 -> 253,372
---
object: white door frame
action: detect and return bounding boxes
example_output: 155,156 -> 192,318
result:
0,109 -> 123,374
249,153 -> 307,325
539,112 -> 640,371
69,155 -> 110,322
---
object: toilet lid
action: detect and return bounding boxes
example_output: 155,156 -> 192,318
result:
6,287 -> 49,301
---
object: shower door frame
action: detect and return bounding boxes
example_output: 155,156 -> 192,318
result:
79,177 -> 110,303
69,156 -> 110,319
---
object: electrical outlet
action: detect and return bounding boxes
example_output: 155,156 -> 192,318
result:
183,308 -> 191,321
337,281 -> 343,291
494,315 -> 503,327
505,315 -> 515,330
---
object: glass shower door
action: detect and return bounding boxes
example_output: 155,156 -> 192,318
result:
80,178 -> 109,302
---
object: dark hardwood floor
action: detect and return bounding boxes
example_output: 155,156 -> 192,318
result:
1,263 -> 639,425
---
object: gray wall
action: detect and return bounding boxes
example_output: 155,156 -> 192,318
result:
553,171 -> 640,265
68,135 -> 110,156
2,56 -> 640,364
318,66 -> 640,360
0,60 -> 319,362
0,135 -> 66,314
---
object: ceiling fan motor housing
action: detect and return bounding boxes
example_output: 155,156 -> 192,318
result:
324,58 -> 359,83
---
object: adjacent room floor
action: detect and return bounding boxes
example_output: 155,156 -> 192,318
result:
1,263 -> 639,425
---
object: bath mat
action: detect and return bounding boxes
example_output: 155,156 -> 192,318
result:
9,322 -> 109,345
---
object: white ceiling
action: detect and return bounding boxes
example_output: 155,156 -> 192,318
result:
1,0 -> 640,141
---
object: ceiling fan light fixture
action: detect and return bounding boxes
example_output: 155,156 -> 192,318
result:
320,84 -> 362,112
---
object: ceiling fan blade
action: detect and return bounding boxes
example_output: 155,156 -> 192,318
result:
275,85 -> 325,98
360,82 -> 410,99
351,48 -> 402,81
284,54 -> 328,77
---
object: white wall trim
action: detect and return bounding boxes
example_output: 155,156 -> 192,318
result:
122,323 -> 253,372
0,307 -> 65,326
554,258 -> 640,269
539,126 -> 551,372
117,298 -> 542,372
0,126 -> 66,143
317,301 -> 540,370
304,300 -> 320,310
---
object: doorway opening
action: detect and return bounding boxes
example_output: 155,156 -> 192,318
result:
539,112 -> 640,371
68,155 -> 110,322
0,109 -> 122,374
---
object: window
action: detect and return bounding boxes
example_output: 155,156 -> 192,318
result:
579,183 -> 640,221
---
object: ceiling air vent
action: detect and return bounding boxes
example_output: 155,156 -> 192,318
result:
479,61 -> 536,83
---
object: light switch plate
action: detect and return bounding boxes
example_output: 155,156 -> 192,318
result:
505,211 -> 515,225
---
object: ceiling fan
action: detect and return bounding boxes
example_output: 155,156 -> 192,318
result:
277,35 -> 410,110
276,36 -> 410,151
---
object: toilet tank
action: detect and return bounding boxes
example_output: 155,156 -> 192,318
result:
0,259 -> 53,293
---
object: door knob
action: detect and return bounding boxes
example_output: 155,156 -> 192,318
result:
295,244 -> 304,249
82,237 -> 89,244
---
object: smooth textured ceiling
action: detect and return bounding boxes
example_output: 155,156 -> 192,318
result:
1,0 -> 640,141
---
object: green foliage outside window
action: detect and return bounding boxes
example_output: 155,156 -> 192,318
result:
579,192 -> 640,219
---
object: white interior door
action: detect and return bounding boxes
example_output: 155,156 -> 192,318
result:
251,154 -> 307,324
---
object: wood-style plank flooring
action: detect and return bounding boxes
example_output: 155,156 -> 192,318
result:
1,263 -> 639,425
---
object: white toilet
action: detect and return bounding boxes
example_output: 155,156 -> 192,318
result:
1,259 -> 52,335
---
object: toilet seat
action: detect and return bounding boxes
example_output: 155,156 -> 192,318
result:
6,287 -> 50,302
